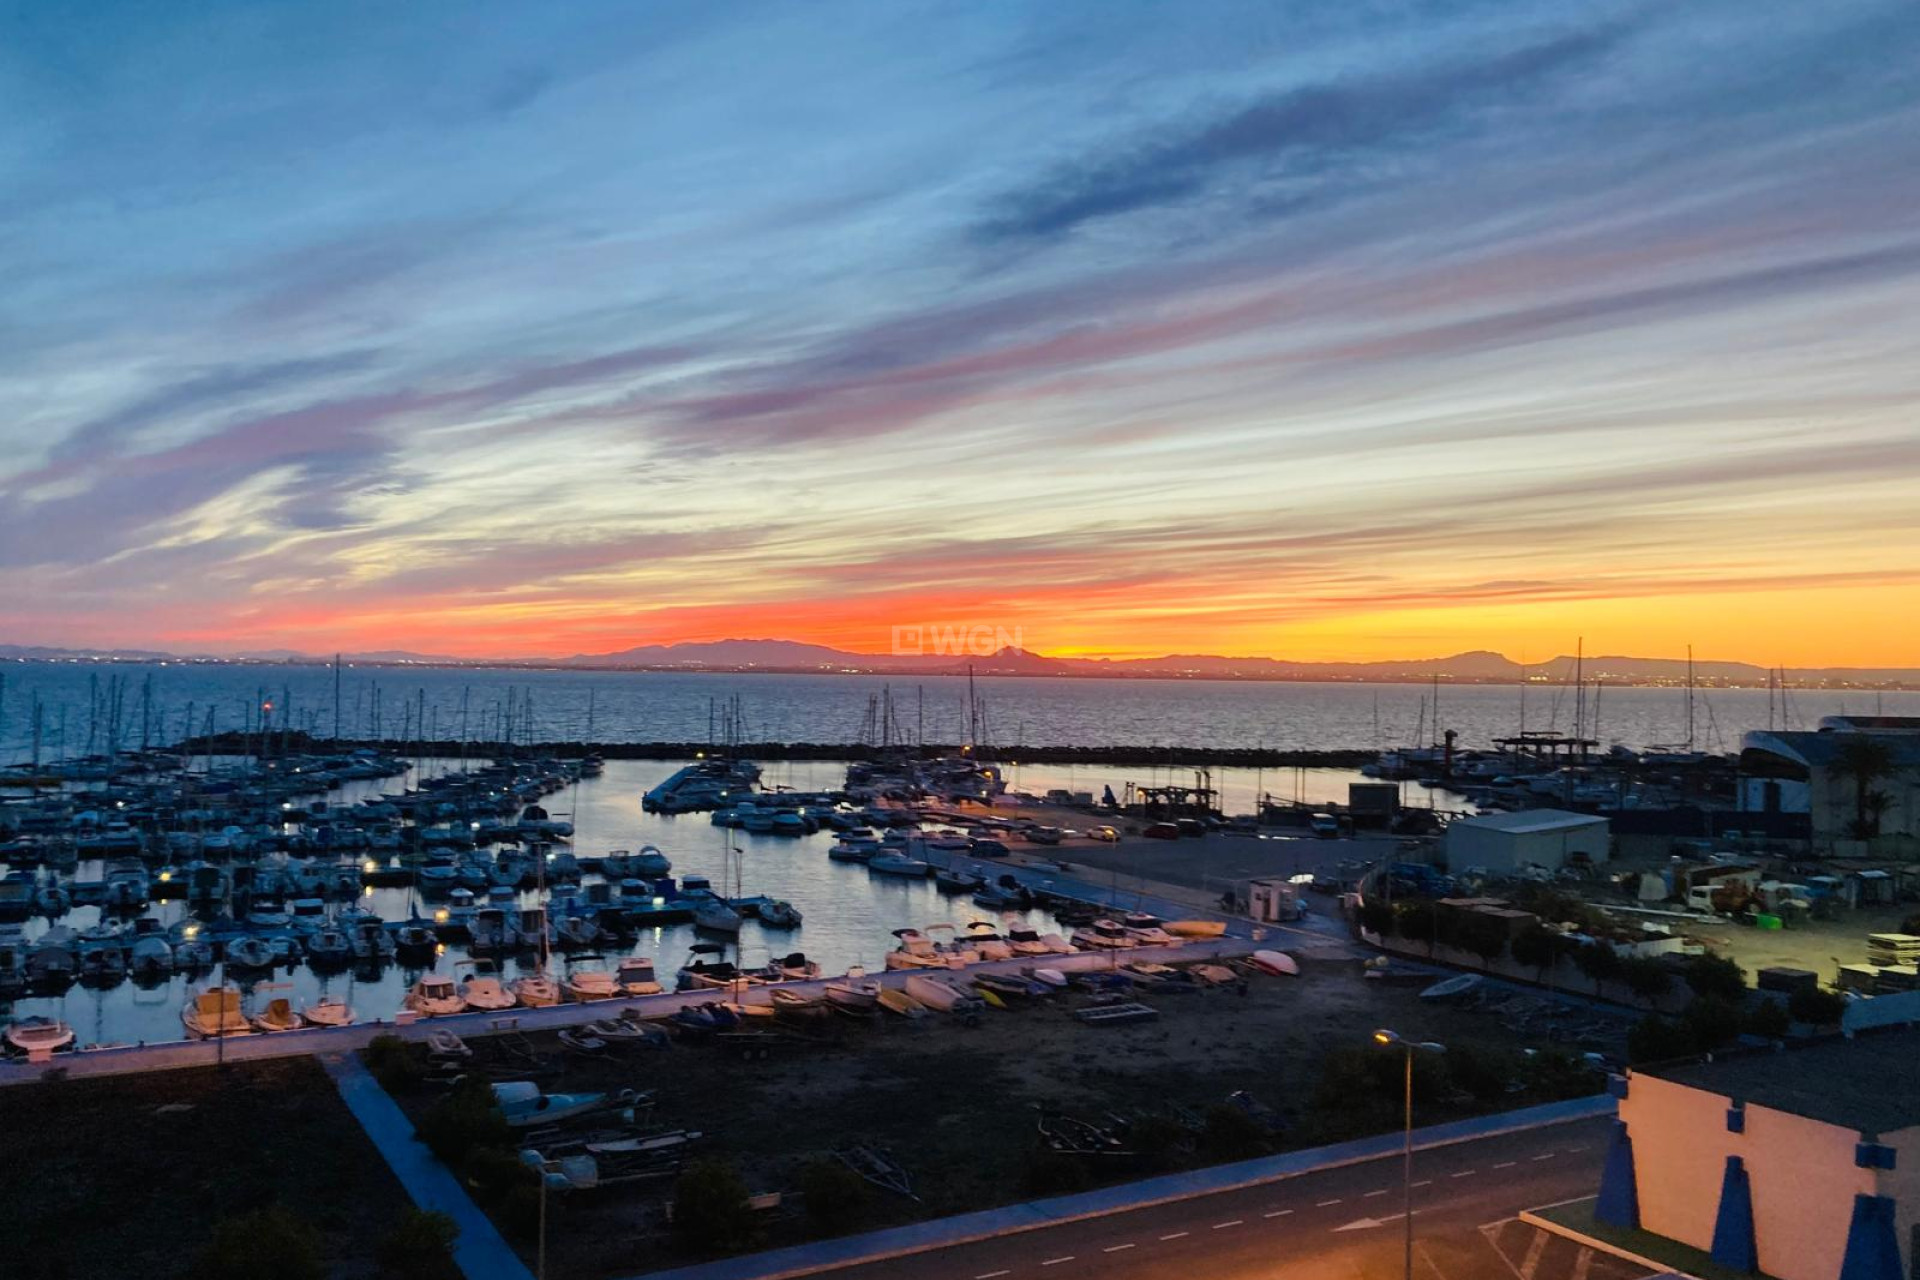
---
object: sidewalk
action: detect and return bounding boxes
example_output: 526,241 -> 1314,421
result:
635,1093 -> 1616,1280
322,1051 -> 535,1280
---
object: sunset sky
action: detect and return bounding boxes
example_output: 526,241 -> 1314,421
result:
4,2 -> 1918,665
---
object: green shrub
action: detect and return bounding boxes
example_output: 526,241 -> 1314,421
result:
798,1159 -> 869,1234
416,1076 -> 511,1165
1627,1015 -> 1693,1065
1788,986 -> 1847,1026
198,1206 -> 322,1280
1524,1050 -> 1601,1100
377,1208 -> 460,1280
673,1159 -> 757,1252
1573,941 -> 1622,985
1744,997 -> 1790,1039
1444,1044 -> 1518,1102
1679,995 -> 1743,1052
1683,954 -> 1748,1002
1128,1115 -> 1192,1169
1621,955 -> 1673,1002
364,1034 -> 423,1092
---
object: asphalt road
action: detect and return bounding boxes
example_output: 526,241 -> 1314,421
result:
816,1117 -> 1645,1280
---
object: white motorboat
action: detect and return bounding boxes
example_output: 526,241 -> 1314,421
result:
903,973 -> 976,1013
1072,919 -> 1133,950
764,951 -> 821,981
509,970 -> 560,1008
461,971 -> 519,1011
4,1015 -> 75,1056
225,936 -> 276,971
404,974 -> 468,1017
493,1081 -> 620,1128
884,929 -> 958,971
251,997 -> 304,1033
129,934 -> 175,978
563,959 -> 620,1003
962,922 -> 1014,961
758,899 -> 802,929
823,966 -> 882,1012
615,957 -> 663,997
302,997 -> 355,1027
1006,925 -> 1073,956
692,900 -> 743,934
1420,973 -> 1483,1001
181,987 -> 253,1039
1122,913 -> 1180,947
868,852 -> 930,877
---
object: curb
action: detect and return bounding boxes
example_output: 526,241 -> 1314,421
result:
636,1095 -> 1616,1280
1519,1206 -> 1699,1279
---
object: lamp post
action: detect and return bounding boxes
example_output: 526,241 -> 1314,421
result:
1373,1029 -> 1445,1280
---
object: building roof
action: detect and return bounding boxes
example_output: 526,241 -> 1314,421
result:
1644,1029 -> 1920,1136
1741,729 -> 1920,769
1449,808 -> 1608,835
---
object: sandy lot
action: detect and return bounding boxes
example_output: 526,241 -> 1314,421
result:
386,956 -> 1629,1279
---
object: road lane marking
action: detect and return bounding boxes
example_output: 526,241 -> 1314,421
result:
1411,1179 -> 1433,1188
1160,1231 -> 1189,1241
1531,1153 -> 1556,1161
1451,1169 -> 1478,1178
1041,1258 -> 1075,1267
1316,1198 -> 1342,1206
1494,1161 -> 1517,1169
1263,1209 -> 1294,1218
1571,1246 -> 1594,1280
975,1272 -> 1010,1279
1364,1189 -> 1389,1198
1519,1224 -> 1550,1279
1565,1145 -> 1590,1154
1103,1243 -> 1135,1253
1213,1219 -> 1243,1229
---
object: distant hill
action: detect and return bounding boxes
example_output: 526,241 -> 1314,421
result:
4,639 -> 1916,688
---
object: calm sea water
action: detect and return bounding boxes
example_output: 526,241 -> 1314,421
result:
4,661 -> 1913,760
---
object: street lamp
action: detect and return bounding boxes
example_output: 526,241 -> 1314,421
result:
1373,1029 -> 1446,1280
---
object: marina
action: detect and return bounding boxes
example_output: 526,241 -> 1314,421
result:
0,749 -> 1241,1051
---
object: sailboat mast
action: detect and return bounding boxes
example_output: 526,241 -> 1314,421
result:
1686,644 -> 1696,753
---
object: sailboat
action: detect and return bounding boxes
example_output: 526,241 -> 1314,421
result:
510,831 -> 560,1006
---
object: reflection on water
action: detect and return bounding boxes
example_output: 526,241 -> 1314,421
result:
5,758 -> 1087,1046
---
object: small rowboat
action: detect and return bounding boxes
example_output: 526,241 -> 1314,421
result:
1250,950 -> 1299,977
1419,973 -> 1482,1001
1165,920 -> 1227,939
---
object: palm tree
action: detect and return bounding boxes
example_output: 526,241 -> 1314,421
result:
1831,736 -> 1896,840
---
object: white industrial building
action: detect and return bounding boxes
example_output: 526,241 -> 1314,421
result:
1444,808 -> 1609,875
1596,1030 -> 1918,1280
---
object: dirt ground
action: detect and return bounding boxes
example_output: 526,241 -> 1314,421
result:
0,1056 -> 411,1280
388,958 -> 1630,1280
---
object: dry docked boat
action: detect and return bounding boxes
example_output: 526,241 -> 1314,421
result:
1006,925 -> 1073,956
876,987 -> 928,1018
884,929 -> 957,970
823,966 -> 882,1012
1071,919 -> 1133,950
1164,919 -> 1227,940
1249,950 -> 1299,977
902,973 -> 976,1013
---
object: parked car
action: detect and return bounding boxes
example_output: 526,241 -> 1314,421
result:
1174,819 -> 1207,838
1142,822 -> 1181,840
969,839 -> 1011,858
1309,812 -> 1341,838
1023,827 -> 1063,846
